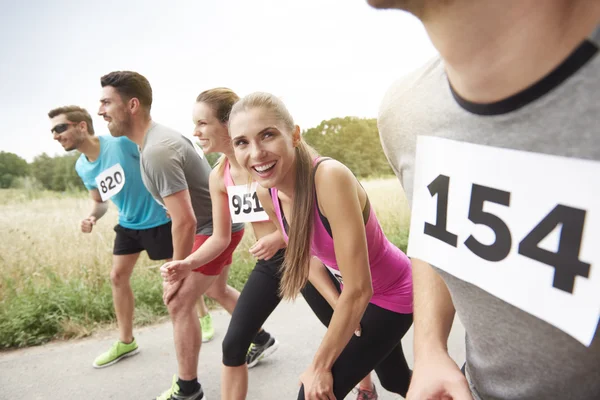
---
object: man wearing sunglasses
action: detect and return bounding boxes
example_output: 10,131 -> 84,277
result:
48,105 -> 173,369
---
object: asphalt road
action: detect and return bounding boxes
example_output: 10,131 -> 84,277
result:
0,298 -> 465,399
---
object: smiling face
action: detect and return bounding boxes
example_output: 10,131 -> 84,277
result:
98,86 -> 133,137
191,101 -> 230,154
229,107 -> 299,189
50,114 -> 86,151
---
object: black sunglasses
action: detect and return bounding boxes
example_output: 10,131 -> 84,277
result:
51,122 -> 77,134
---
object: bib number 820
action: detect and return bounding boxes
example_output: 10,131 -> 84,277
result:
425,174 -> 590,294
99,171 -> 123,194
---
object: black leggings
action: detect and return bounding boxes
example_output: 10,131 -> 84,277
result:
221,250 -> 413,398
222,249 -> 286,366
222,249 -> 331,366
297,299 -> 413,399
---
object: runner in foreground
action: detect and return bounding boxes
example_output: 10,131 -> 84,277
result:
369,1 -> 600,399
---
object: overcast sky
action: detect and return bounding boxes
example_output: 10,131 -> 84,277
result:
0,0 -> 436,162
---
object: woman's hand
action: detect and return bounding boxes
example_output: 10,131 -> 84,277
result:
249,233 -> 284,260
299,364 -> 336,400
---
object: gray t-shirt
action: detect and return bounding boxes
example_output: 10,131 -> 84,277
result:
378,27 -> 600,400
140,122 -> 244,235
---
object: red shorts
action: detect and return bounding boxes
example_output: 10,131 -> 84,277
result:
191,229 -> 245,275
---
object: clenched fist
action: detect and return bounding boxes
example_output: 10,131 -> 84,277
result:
81,216 -> 97,233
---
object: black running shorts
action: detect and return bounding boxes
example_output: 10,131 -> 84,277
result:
113,221 -> 173,260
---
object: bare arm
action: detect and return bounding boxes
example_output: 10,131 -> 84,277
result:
81,189 -> 109,233
163,189 -> 197,261
307,257 -> 340,310
185,170 -> 232,268
413,258 -> 456,359
89,189 -> 109,219
311,163 -> 373,371
406,214 -> 471,398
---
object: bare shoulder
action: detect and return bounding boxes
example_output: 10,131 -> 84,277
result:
209,167 -> 226,193
314,159 -> 355,190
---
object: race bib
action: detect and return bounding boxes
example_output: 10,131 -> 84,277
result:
408,136 -> 599,346
226,182 -> 269,223
95,164 -> 126,201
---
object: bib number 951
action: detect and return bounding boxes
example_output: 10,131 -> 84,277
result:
226,183 -> 270,223
231,192 -> 264,215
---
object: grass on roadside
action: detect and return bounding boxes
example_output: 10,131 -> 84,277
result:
0,178 -> 410,349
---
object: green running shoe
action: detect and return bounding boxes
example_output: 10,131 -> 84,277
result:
92,338 -> 139,368
156,375 -> 205,400
200,314 -> 214,343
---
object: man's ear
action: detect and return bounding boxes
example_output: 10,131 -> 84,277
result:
129,97 -> 140,114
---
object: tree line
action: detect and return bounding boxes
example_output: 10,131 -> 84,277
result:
0,117 -> 392,191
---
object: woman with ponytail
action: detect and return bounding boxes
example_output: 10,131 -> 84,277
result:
229,92 -> 414,400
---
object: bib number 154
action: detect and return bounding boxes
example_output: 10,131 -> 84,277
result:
426,174 -> 590,294
407,136 -> 599,346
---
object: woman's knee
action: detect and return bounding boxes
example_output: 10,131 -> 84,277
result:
222,328 -> 250,367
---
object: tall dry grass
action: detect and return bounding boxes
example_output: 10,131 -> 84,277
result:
0,178 -> 410,348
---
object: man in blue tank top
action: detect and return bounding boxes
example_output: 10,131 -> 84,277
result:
48,105 -> 173,369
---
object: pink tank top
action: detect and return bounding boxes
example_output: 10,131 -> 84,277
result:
223,159 -> 235,187
270,158 -> 413,314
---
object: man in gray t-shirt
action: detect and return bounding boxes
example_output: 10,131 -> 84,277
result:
98,71 -> 243,400
369,1 -> 599,399
140,121 -> 214,236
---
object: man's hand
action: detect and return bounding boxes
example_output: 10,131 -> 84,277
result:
162,279 -> 184,305
81,216 -> 97,233
407,350 -> 472,400
160,260 -> 194,284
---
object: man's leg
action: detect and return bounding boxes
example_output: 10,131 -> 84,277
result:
93,252 -> 141,368
111,252 -> 141,343
167,272 -> 218,380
